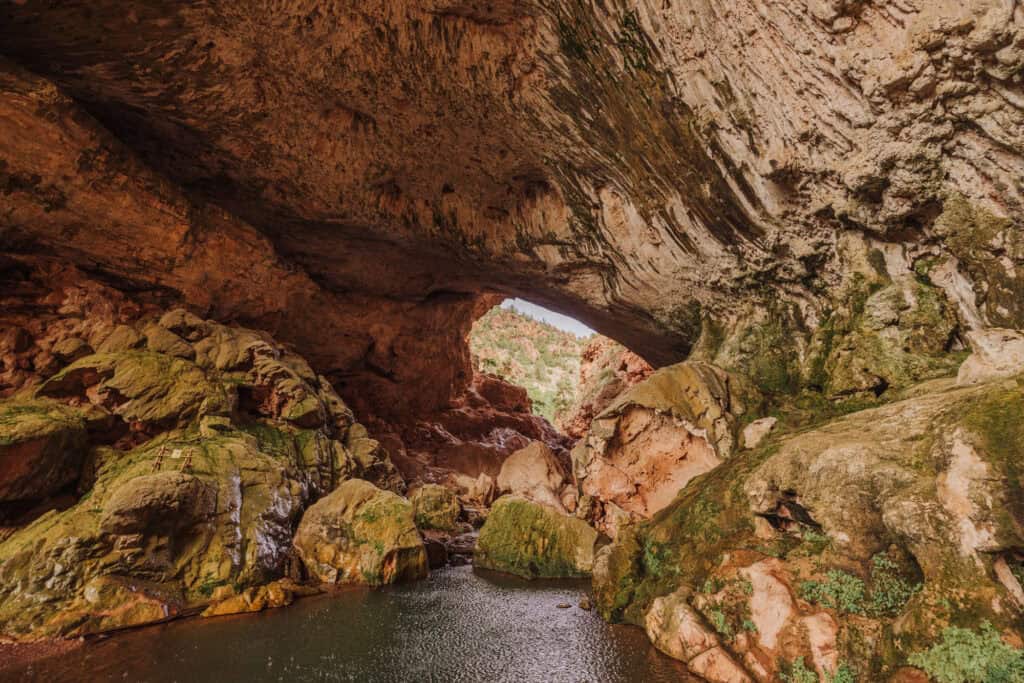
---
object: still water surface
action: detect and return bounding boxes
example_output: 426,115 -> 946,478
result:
11,565 -> 692,682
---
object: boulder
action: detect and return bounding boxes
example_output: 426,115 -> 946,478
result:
50,337 -> 92,364
142,322 -> 195,360
496,441 -> 568,512
474,495 -> 599,579
410,483 -> 461,531
741,417 -> 778,450
573,362 -> 752,528
957,328 -> 1024,385
100,472 -> 216,535
200,579 -> 308,617
451,472 -> 496,506
645,589 -> 752,683
0,398 -> 87,502
95,325 -> 144,354
158,309 -> 212,342
293,479 -> 427,586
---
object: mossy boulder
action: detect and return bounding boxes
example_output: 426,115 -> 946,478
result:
410,483 -> 461,531
475,495 -> 600,579
0,427 -> 330,639
38,351 -> 227,426
0,398 -> 88,502
292,478 -> 427,586
593,375 -> 1024,680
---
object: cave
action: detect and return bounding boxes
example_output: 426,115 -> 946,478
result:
2,2 -> 1024,681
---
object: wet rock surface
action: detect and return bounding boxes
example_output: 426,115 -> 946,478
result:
0,305 -> 405,640
292,479 -> 428,587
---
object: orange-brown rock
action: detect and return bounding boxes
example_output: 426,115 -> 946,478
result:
573,362 -> 755,534
557,336 -> 653,440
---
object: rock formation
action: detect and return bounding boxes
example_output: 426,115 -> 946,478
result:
572,361 -> 756,536
292,478 -> 428,586
1,1 -> 1023,679
0,289 -> 402,639
593,371 -> 1024,682
475,495 -> 601,579
557,335 -> 654,439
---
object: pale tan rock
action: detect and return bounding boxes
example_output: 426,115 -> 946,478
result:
293,479 -> 428,586
496,441 -> 568,512
201,579 -> 298,617
574,362 -> 746,523
742,417 -> 778,450
142,323 -> 195,360
957,328 -> 1024,385
645,588 -> 752,682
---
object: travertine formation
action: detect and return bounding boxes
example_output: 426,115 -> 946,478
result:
2,1 -> 1022,408
1,1 -> 1024,680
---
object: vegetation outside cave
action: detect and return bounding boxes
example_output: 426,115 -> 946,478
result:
468,302 -> 589,423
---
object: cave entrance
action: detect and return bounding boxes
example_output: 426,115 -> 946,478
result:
466,297 -> 653,442
468,298 -> 594,430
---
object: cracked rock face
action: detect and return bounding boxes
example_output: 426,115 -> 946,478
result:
1,1 -> 1022,420
594,372 -> 1024,681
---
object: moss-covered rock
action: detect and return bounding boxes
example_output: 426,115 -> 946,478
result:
292,478 -> 427,586
818,275 -> 962,398
934,193 -> 1024,329
0,398 -> 88,502
594,375 -> 1024,680
475,495 -> 600,579
0,312 -> 405,640
0,425 -> 324,638
38,351 -> 227,426
410,483 -> 461,531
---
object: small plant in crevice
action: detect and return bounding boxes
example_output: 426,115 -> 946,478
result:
827,662 -> 857,683
696,576 -> 756,643
798,551 -> 921,618
799,527 -> 831,555
780,657 -> 819,683
708,608 -> 733,639
641,539 -> 676,578
908,621 -> 1024,683
799,570 -> 867,615
868,551 -> 921,617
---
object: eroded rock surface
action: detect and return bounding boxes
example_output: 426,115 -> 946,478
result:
292,479 -> 428,586
573,362 -> 755,534
594,371 -> 1024,681
0,302 -> 403,639
2,1 -> 1023,421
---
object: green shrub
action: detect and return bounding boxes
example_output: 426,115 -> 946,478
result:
709,608 -> 733,639
799,570 -> 866,615
828,662 -> 856,683
908,622 -> 1024,683
868,552 -> 920,617
781,657 -> 819,683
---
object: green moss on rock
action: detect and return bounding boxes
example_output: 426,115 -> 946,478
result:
410,484 -> 461,531
292,479 -> 427,586
0,397 -> 89,502
475,495 -> 599,579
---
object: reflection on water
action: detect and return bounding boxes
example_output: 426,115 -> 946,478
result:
11,566 -> 692,682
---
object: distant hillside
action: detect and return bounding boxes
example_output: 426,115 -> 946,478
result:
469,305 -> 590,421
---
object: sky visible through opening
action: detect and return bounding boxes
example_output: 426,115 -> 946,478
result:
501,298 -> 595,338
